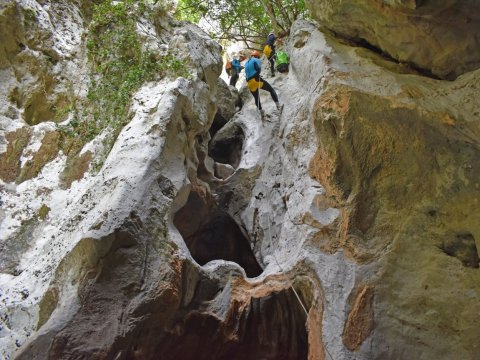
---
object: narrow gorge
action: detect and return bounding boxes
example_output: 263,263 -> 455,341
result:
1,1 -> 479,359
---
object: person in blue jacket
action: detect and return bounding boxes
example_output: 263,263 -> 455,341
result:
229,55 -> 245,87
244,50 -> 281,117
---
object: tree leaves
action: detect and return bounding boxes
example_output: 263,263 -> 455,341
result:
175,0 -> 308,47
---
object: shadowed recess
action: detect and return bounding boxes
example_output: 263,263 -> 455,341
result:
439,233 -> 479,268
123,264 -> 309,360
209,112 -> 228,138
208,122 -> 244,168
173,190 -> 263,277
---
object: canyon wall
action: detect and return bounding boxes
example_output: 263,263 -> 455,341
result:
1,0 -> 479,359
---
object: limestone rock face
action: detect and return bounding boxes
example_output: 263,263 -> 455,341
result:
215,78 -> 239,123
306,0 -> 480,79
0,0 -> 89,128
1,1 -> 480,360
289,20 -> 480,358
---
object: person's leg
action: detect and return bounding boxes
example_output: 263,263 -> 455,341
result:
269,56 -> 275,76
248,77 -> 262,111
250,89 -> 261,110
231,73 -> 238,86
259,78 -> 278,103
229,68 -> 237,86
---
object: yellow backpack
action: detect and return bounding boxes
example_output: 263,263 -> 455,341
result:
263,44 -> 272,58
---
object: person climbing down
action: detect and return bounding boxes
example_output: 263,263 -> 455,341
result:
263,32 -> 277,77
245,50 -> 282,118
276,50 -> 289,73
229,55 -> 245,87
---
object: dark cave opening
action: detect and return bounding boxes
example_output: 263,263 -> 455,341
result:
209,112 -> 228,138
208,122 -> 244,169
127,284 -> 310,360
439,232 -> 479,268
353,37 -> 442,79
332,32 -> 445,80
163,97 -> 310,359
173,190 -> 263,277
231,288 -> 309,360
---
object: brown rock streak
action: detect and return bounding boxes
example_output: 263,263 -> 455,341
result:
342,284 -> 374,350
307,303 -> 325,360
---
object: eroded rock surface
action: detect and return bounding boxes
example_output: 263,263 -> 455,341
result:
1,1 -> 479,360
306,0 -> 480,79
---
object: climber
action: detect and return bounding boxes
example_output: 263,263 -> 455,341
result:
229,55 -> 245,87
263,31 -> 277,77
245,50 -> 282,118
225,60 -> 232,77
276,50 -> 289,73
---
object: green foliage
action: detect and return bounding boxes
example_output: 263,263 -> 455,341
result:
37,204 -> 51,220
58,0 -> 190,165
174,0 -> 308,46
175,0 -> 205,23
53,104 -> 73,122
23,7 -> 37,27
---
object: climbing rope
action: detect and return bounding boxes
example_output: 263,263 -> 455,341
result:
266,213 -> 335,360
266,214 -> 308,315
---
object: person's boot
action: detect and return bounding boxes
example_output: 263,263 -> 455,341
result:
275,102 -> 284,114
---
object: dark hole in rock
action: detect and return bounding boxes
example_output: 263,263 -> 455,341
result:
208,122 -> 244,169
427,208 -> 437,217
439,233 -> 479,268
351,37 -> 442,79
126,287 -> 309,360
173,190 -> 263,277
209,112 -> 228,138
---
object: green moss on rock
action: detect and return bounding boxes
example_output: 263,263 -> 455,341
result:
0,127 -> 31,182
37,286 -> 58,330
18,131 -> 60,183
60,151 -> 93,189
0,216 -> 38,274
37,204 -> 51,220
0,3 -> 26,69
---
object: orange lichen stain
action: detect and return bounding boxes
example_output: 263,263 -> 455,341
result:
231,273 -> 291,299
160,257 -> 183,305
223,274 -> 293,327
317,85 -> 352,117
307,303 -> 325,360
342,284 -> 374,350
441,113 -> 456,126
309,148 -> 339,200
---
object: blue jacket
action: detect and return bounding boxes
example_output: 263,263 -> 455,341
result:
231,59 -> 242,72
245,57 -> 261,80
